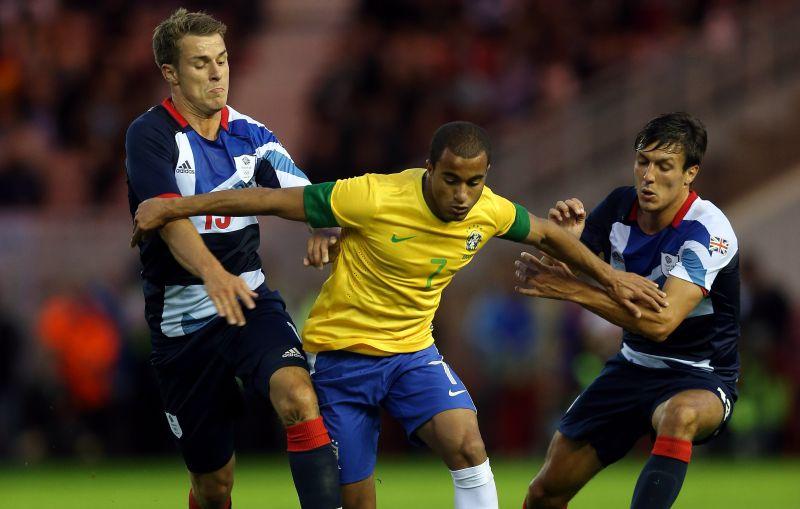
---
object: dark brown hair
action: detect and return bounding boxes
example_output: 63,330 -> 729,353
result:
635,112 -> 707,170
152,8 -> 227,67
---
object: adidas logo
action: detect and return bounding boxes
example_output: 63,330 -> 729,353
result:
176,161 -> 194,174
282,347 -> 303,359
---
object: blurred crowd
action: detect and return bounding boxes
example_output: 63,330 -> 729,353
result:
0,0 -> 263,212
302,0 -> 757,181
0,0 -> 799,464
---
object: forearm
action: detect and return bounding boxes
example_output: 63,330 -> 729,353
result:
164,187 -> 307,222
160,219 -> 225,279
569,281 -> 669,341
533,218 -> 613,287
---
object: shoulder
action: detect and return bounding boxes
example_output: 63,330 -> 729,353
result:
601,186 -> 637,210
355,168 -> 421,192
477,184 -> 511,212
588,186 -> 636,224
681,196 -> 738,244
226,105 -> 278,144
126,106 -> 178,145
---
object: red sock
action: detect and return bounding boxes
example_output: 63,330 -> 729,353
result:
651,435 -> 692,463
189,490 -> 231,509
286,416 -> 331,452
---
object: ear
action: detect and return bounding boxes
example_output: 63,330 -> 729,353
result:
684,164 -> 699,187
161,64 -> 179,85
425,159 -> 434,174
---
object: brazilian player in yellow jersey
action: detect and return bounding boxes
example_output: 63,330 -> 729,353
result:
132,122 -> 666,509
300,167 -> 530,356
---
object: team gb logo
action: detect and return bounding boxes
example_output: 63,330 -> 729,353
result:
466,232 -> 482,251
234,154 -> 255,183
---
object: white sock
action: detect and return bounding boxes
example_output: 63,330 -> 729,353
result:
450,458 -> 499,509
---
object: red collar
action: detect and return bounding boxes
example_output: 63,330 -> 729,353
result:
628,190 -> 699,228
161,97 -> 229,131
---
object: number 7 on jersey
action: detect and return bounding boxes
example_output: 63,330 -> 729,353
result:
426,258 -> 447,288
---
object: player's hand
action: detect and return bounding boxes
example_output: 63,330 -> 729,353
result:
514,252 -> 578,300
548,198 -> 586,238
303,228 -> 341,269
131,198 -> 173,247
604,269 -> 668,318
202,266 -> 258,326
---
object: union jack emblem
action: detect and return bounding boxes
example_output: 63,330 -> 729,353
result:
709,236 -> 728,255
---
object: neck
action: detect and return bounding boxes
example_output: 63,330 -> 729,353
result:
421,172 -> 446,222
171,92 -> 222,140
638,188 -> 691,234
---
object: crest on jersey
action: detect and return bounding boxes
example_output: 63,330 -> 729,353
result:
234,154 -> 256,183
660,252 -> 678,276
466,232 -> 482,251
165,412 -> 183,438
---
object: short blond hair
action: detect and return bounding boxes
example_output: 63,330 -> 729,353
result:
152,8 -> 227,67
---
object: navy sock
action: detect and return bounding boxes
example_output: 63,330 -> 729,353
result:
286,418 -> 342,509
630,436 -> 691,509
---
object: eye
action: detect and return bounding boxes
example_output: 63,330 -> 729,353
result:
468,179 -> 482,187
444,178 -> 457,185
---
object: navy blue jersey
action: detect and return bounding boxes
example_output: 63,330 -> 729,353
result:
581,186 -> 740,383
126,98 -> 310,338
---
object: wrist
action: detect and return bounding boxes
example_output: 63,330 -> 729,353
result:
594,263 -> 614,288
166,197 -> 188,220
197,257 -> 225,281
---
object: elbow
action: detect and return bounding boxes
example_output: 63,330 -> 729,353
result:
649,329 -> 670,343
639,316 -> 677,343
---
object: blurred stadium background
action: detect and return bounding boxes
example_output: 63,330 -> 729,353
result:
2,0 -> 800,507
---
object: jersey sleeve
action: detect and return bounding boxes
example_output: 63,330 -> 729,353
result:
669,219 -> 738,294
303,174 -> 380,229
253,126 -> 310,188
125,117 -> 180,202
492,191 -> 531,241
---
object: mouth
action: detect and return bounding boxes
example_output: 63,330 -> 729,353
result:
209,87 -> 226,94
451,206 -> 469,217
639,188 -> 657,201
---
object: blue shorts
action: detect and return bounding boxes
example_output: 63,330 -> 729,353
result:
150,289 -> 308,473
309,344 -> 476,484
559,354 -> 737,466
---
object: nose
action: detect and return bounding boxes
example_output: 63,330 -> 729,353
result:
454,184 -> 469,204
641,162 -> 656,183
209,61 -> 222,81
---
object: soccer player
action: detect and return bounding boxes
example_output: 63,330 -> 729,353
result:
514,113 -> 739,509
131,121 -> 667,509
125,9 -> 340,509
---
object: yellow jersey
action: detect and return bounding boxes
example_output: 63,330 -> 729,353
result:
302,168 -> 529,355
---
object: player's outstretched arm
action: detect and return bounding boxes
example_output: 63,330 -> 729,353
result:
131,187 -> 307,246
159,219 -> 257,327
523,214 -> 667,318
515,252 -> 703,341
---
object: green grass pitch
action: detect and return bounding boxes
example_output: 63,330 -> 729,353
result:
3,455 -> 799,508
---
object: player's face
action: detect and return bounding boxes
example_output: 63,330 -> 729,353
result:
425,148 -> 489,222
634,142 -> 697,214
169,33 -> 229,115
